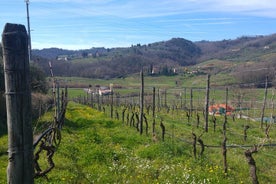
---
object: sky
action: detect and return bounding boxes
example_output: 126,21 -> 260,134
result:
1,0 -> 276,50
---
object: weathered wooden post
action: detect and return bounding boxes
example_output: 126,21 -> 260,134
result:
139,70 -> 144,135
2,23 -> 34,183
205,74 -> 210,132
152,87 -> 156,134
97,92 -> 100,111
189,88 -> 193,117
222,87 -> 228,174
164,89 -> 167,107
184,87 -> 187,108
90,92 -> 94,108
260,75 -> 268,129
110,92 -> 114,119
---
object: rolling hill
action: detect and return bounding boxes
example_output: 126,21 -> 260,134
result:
32,34 -> 276,80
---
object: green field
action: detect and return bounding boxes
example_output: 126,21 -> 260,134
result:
1,73 -> 275,183
1,99 -> 276,183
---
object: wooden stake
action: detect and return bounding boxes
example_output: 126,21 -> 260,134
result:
205,74 -> 210,132
2,23 -> 34,184
139,70 -> 144,135
152,87 -> 156,134
222,87 -> 228,174
190,88 -> 193,117
260,75 -> 268,129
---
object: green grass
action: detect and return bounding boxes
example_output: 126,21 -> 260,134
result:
0,134 -> 7,182
56,72 -> 235,89
67,88 -> 86,99
1,100 -> 275,183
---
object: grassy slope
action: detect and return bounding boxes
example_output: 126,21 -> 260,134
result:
1,101 -> 276,183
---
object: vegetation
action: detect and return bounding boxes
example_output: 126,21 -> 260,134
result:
195,34 -> 276,62
1,100 -> 275,183
233,61 -> 276,88
32,34 -> 276,86
32,38 -> 200,79
30,64 -> 49,93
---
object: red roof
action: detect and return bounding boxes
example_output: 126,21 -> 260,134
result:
209,104 -> 234,115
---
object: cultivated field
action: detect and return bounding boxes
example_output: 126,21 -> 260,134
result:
0,75 -> 276,183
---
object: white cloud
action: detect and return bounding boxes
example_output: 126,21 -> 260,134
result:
3,0 -> 274,49
29,0 -> 276,19
200,0 -> 276,18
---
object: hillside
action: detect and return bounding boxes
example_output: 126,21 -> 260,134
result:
32,38 -> 201,79
195,34 -> 276,62
32,34 -> 276,80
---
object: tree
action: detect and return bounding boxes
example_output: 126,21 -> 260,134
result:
29,64 -> 48,93
234,63 -> 275,88
82,51 -> 88,58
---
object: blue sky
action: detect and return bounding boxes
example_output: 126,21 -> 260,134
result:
1,0 -> 276,50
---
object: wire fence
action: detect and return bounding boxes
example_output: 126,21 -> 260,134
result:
73,82 -> 276,145
70,73 -> 276,183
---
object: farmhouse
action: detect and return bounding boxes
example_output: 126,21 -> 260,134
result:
98,86 -> 112,96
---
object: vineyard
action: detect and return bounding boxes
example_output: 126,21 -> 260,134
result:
1,73 -> 276,183
72,72 -> 275,183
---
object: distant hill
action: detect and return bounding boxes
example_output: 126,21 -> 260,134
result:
195,34 -> 276,62
32,34 -> 276,79
32,38 -> 201,78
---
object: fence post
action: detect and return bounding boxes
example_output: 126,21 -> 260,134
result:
139,70 -> 144,135
190,88 -> 193,117
260,75 -> 268,129
157,88 -> 160,111
110,92 -> 114,118
152,87 -> 156,134
222,87 -> 228,174
2,23 -> 34,183
90,92 -> 94,108
205,74 -> 210,132
184,87 -> 187,108
164,89 -> 167,107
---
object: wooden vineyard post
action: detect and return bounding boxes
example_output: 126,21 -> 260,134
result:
222,87 -> 228,174
110,90 -> 114,119
152,87 -> 156,134
97,92 -> 100,111
157,88 -> 160,111
56,82 -> 60,120
260,75 -> 268,129
2,23 -> 34,183
139,70 -> 144,135
184,87 -> 187,109
205,74 -> 210,132
189,88 -> 193,118
90,92 -> 94,108
164,89 -> 167,107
